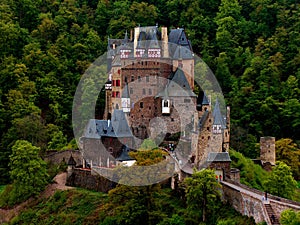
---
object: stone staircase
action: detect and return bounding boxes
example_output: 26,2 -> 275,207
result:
264,204 -> 280,225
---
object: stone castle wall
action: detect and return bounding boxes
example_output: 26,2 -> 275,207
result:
222,180 -> 300,224
43,150 -> 82,166
66,168 -> 115,193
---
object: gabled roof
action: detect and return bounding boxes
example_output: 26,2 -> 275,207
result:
156,68 -> 196,98
168,68 -> 196,97
212,98 -> 226,128
173,45 -> 193,59
109,110 -> 133,138
206,152 -> 231,162
82,110 -> 133,139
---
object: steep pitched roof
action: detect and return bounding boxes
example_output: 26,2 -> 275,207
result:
212,98 -> 226,129
206,152 -> 231,162
116,145 -> 134,161
156,68 -> 196,98
168,68 -> 196,97
82,110 -> 133,139
172,45 -> 193,59
122,83 -> 130,98
109,110 -> 133,138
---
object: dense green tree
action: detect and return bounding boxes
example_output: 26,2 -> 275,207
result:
264,161 -> 297,200
3,140 -> 49,205
275,138 -> 300,180
280,209 -> 300,225
184,169 -> 221,223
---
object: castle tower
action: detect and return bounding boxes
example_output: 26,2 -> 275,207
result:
211,98 -> 225,153
260,136 -> 276,166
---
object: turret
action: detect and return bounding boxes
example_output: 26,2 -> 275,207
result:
212,98 -> 225,134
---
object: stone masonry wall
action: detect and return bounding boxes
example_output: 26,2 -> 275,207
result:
66,168 -> 115,193
44,150 -> 82,166
222,180 -> 300,224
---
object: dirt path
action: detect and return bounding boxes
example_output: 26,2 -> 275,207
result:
0,172 -> 73,224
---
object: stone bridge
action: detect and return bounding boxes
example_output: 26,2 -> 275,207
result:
221,180 -> 300,225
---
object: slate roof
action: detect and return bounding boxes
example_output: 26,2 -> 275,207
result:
82,110 -> 133,139
116,145 -> 134,161
206,152 -> 231,162
112,54 -> 121,67
122,83 -> 130,98
199,110 -> 209,129
168,68 -> 196,97
156,68 -> 196,98
212,98 -> 226,128
109,110 -> 133,137
173,45 -> 193,59
196,91 -> 210,110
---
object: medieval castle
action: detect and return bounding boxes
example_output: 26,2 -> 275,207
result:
78,25 -> 232,180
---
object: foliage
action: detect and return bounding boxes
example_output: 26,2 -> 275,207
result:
10,189 -> 107,225
230,150 -> 267,190
0,140 -> 49,206
263,161 -> 298,200
280,209 -> 300,225
275,138 -> 300,180
139,138 -> 158,150
184,169 -> 221,223
129,149 -> 167,166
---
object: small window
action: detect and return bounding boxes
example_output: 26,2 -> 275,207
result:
125,76 -> 127,82
116,91 -> 120,98
149,89 -> 152,95
143,89 -> 146,95
163,100 -> 169,107
138,76 -> 141,82
149,106 -> 151,110
146,76 -> 149,82
116,80 -> 120,86
140,102 -> 144,108
130,88 -> 133,94
171,118 -> 174,121
131,75 -> 134,82
184,99 -> 191,103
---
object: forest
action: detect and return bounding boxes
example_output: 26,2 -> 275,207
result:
0,0 -> 299,191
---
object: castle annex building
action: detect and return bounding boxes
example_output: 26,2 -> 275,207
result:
81,25 -> 231,178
